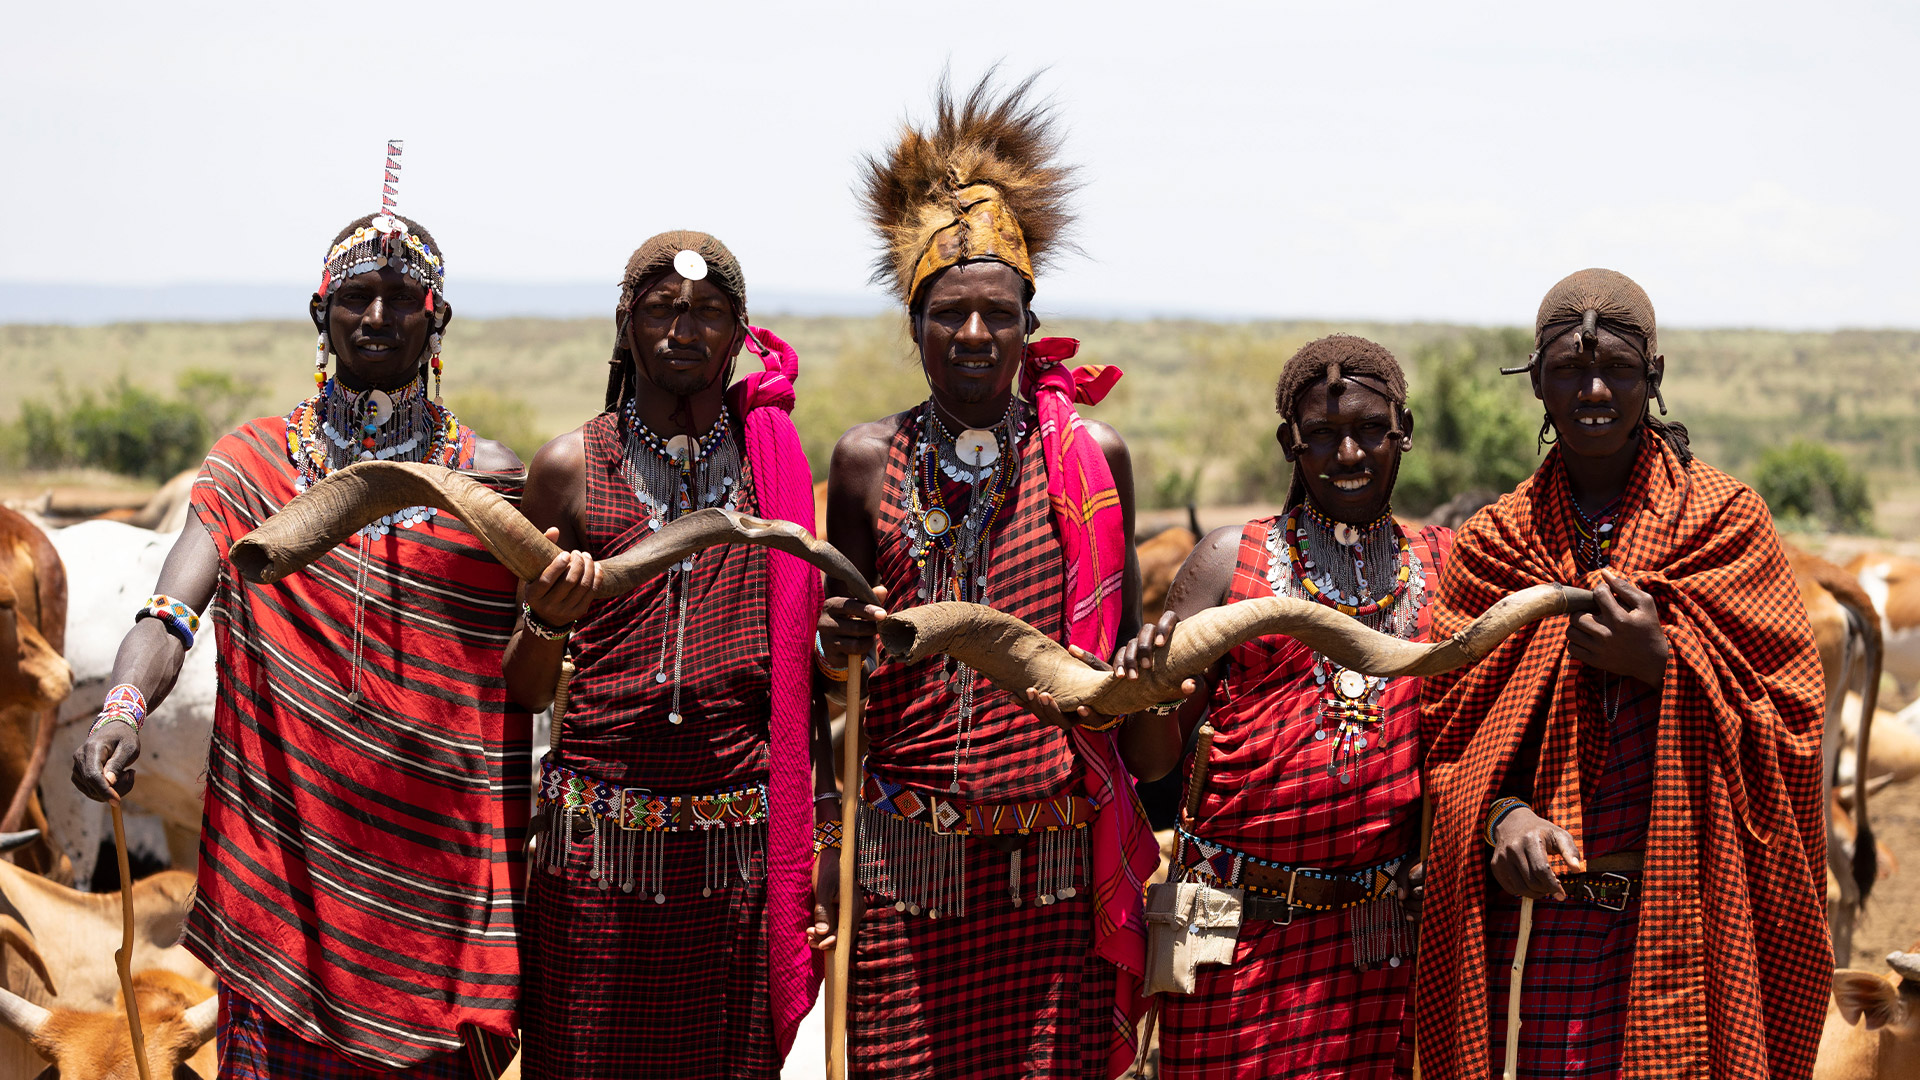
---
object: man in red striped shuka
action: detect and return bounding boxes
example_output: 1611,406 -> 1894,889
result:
73,163 -> 531,1077
817,71 -> 1158,1079
503,231 -> 829,1079
1416,269 -> 1830,1080
1116,335 -> 1442,1078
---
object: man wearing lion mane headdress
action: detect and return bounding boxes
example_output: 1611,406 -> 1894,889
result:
817,72 -> 1158,1078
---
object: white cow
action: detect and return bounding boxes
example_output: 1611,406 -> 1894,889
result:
46,521 -> 215,890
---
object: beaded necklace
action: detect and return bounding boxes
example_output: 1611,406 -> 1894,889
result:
1269,502 -> 1421,785
618,399 -> 744,726
1570,493 -> 1626,724
898,397 -> 1028,793
283,374 -> 466,708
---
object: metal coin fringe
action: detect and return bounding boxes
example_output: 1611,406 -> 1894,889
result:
855,801 -> 1089,920
542,810 -> 765,905
1348,893 -> 1411,971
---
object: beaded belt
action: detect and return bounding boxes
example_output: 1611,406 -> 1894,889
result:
856,771 -> 1096,920
1176,826 -> 1406,916
536,755 -> 766,900
538,755 -> 767,831
859,772 -> 1095,836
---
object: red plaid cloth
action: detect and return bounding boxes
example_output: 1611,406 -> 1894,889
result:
850,832 -> 1115,1079
1482,676 -> 1658,1078
189,420 -> 528,1069
553,411 -> 769,789
219,993 -> 509,1079
521,825 -> 773,1078
867,407 -> 1077,801
521,410 -> 778,1072
1417,437 -> 1831,1080
1158,517 -> 1444,1079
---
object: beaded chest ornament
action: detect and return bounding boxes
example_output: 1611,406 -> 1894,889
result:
898,398 -> 1026,793
1271,502 -> 1422,785
618,357 -> 745,727
1570,493 -> 1627,723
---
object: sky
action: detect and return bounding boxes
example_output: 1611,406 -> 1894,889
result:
4,0 -> 1916,328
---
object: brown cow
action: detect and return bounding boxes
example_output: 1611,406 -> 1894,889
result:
0,959 -> 216,1079
1788,544 -> 1885,964
0,506 -> 71,875
1847,552 -> 1920,708
0,860 -> 212,1078
1138,526 -> 1198,626
1815,948 -> 1920,1080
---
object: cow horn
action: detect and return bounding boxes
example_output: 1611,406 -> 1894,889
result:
182,993 -> 219,1048
0,983 -> 50,1039
0,830 -> 40,854
1890,951 -> 1920,982
0,914 -> 55,997
228,461 -> 879,605
877,584 -> 1595,717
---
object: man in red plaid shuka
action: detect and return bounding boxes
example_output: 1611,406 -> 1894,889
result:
506,232 -> 829,1079
1416,269 -> 1830,1080
1117,335 -> 1442,1079
818,72 -> 1157,1080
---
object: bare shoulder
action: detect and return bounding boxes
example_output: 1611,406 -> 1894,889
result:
1167,524 -> 1243,616
470,437 -> 523,473
527,426 -> 587,485
829,414 -> 908,486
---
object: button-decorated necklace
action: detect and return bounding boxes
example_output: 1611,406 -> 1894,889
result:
620,400 -> 746,727
285,375 -> 465,534
899,396 -> 1028,793
1570,493 -> 1626,723
1274,501 -> 1419,784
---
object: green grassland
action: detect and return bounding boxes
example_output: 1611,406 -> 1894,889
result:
5,316 -> 1918,535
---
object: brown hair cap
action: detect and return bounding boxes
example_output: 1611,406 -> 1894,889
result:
1534,267 -> 1657,357
612,230 -> 747,366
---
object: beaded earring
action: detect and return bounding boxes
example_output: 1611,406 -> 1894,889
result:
314,332 -> 329,389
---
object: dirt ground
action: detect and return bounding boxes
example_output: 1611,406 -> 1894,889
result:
1851,774 -> 1920,974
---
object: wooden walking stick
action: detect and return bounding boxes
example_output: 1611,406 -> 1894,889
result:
1409,792 -> 1433,1080
110,799 -> 156,1080
825,656 -> 863,1080
1501,895 -> 1536,1080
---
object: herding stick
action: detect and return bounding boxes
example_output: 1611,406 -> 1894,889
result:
111,799 -> 156,1080
1501,895 -> 1536,1080
825,657 -> 863,1080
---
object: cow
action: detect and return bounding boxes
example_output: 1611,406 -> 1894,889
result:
44,521 -> 216,890
0,965 -> 217,1079
1815,948 -> 1920,1080
1787,543 -> 1883,965
1,506 -> 73,876
1848,552 -> 1920,708
0,858 -> 214,1078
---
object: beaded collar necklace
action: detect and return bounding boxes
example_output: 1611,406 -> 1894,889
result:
1284,502 -> 1412,618
899,396 -> 1029,794
1569,494 -> 1619,571
286,376 -> 461,527
618,399 -> 744,727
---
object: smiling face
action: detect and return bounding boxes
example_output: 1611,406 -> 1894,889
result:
911,260 -> 1036,422
1287,378 -> 1402,524
625,272 -> 743,398
1533,325 -> 1661,462
309,266 -> 446,392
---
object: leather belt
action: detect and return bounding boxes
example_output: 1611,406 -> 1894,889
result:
1560,850 -> 1643,912
1176,826 -> 1405,924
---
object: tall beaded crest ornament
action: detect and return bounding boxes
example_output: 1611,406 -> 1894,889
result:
618,248 -> 746,727
296,140 -> 469,704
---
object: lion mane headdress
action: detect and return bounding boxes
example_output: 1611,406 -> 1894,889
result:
858,70 -> 1079,308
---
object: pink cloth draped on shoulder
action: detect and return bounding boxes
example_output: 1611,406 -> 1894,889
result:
726,326 -> 825,1057
1022,336 -> 1157,1079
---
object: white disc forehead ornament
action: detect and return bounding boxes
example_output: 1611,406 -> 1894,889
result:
673,249 -> 709,281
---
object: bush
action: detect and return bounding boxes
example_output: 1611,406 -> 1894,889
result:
1754,440 -> 1873,533
1394,330 -> 1539,515
449,389 -> 545,463
6,367 -> 259,481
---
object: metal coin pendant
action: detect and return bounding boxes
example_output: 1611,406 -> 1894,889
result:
1336,669 -> 1368,700
366,389 -> 394,426
956,429 -> 1000,467
923,508 -> 950,536
673,249 -> 709,281
666,434 -> 697,466
1333,522 -> 1362,547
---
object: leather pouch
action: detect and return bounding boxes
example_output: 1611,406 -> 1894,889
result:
1143,880 -> 1244,995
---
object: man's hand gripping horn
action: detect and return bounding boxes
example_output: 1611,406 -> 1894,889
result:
878,586 -> 1597,719
229,460 -> 881,603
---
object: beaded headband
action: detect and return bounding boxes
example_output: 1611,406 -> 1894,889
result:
316,141 -> 446,299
